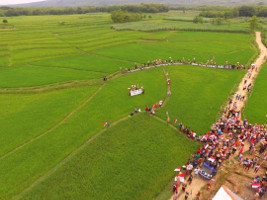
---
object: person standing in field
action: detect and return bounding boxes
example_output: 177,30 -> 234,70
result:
195,191 -> 201,200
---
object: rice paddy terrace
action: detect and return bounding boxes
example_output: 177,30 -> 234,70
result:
0,11 -> 264,200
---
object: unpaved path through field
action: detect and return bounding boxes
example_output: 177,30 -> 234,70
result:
170,32 -> 267,200
226,32 -> 267,118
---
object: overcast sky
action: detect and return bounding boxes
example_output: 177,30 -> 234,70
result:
0,0 -> 46,5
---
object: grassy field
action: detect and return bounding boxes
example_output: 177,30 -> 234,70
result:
0,85 -> 99,157
32,54 -> 133,73
112,20 -> 250,33
0,68 -> 166,199
0,65 -> 104,88
21,114 -> 200,200
94,32 -> 255,66
244,62 -> 267,124
0,11 -> 259,200
0,65 -> 245,199
157,65 -> 245,134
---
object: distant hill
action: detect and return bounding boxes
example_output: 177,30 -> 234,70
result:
13,0 -> 266,7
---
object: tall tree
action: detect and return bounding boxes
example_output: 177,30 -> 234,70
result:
250,16 -> 258,31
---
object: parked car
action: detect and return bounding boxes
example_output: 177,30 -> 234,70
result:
199,160 -> 217,180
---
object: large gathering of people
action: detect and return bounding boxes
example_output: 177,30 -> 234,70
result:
121,57 -> 246,74
169,62 -> 266,199
122,55 -> 266,199
170,109 -> 266,199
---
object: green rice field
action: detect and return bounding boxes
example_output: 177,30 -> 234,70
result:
0,10 -> 261,200
244,62 -> 267,124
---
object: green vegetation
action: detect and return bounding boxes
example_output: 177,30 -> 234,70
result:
112,19 -> 250,33
33,54 -> 133,74
199,6 -> 267,18
0,86 -> 99,156
0,64 -> 247,199
21,114 -> 200,200
193,16 -> 204,24
111,9 -> 143,23
0,10 -> 259,200
0,65 -> 104,88
211,17 -> 223,25
0,13 -> 255,89
199,8 -> 239,18
156,65 -> 245,134
94,32 -> 255,65
244,62 -> 267,124
250,16 -> 259,31
0,67 -> 167,200
0,4 -> 169,17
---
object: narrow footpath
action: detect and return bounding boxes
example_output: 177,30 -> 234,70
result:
225,32 -> 267,118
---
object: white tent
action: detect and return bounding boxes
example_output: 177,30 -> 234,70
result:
212,185 -> 243,200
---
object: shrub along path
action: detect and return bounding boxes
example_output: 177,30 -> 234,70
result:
169,32 -> 267,200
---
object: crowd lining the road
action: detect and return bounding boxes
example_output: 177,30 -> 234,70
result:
121,57 -> 247,74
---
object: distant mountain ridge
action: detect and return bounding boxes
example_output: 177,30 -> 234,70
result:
12,0 -> 265,7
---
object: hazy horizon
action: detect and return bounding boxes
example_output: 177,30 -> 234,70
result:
0,0 -> 45,5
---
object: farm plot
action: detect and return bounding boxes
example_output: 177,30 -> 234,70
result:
0,64 -> 246,199
0,68 -> 166,200
0,85 -> 99,157
0,13 -> 259,200
0,65 -> 104,88
244,62 -> 267,124
32,54 -> 134,73
112,20 -> 250,33
93,31 -> 255,66
156,65 -> 245,134
21,114 -> 200,200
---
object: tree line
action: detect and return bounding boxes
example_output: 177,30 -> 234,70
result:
111,10 -> 145,23
0,4 -> 169,17
199,6 -> 267,18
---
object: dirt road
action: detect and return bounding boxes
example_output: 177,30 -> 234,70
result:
226,32 -> 267,117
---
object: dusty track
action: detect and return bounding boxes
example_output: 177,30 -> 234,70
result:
225,32 -> 267,118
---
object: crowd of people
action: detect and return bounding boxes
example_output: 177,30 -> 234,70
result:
252,173 -> 267,199
121,57 -> 246,74
144,70 -> 171,116
171,111 -> 266,199
121,59 -> 265,199
168,74 -> 266,199
132,62 -> 266,199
